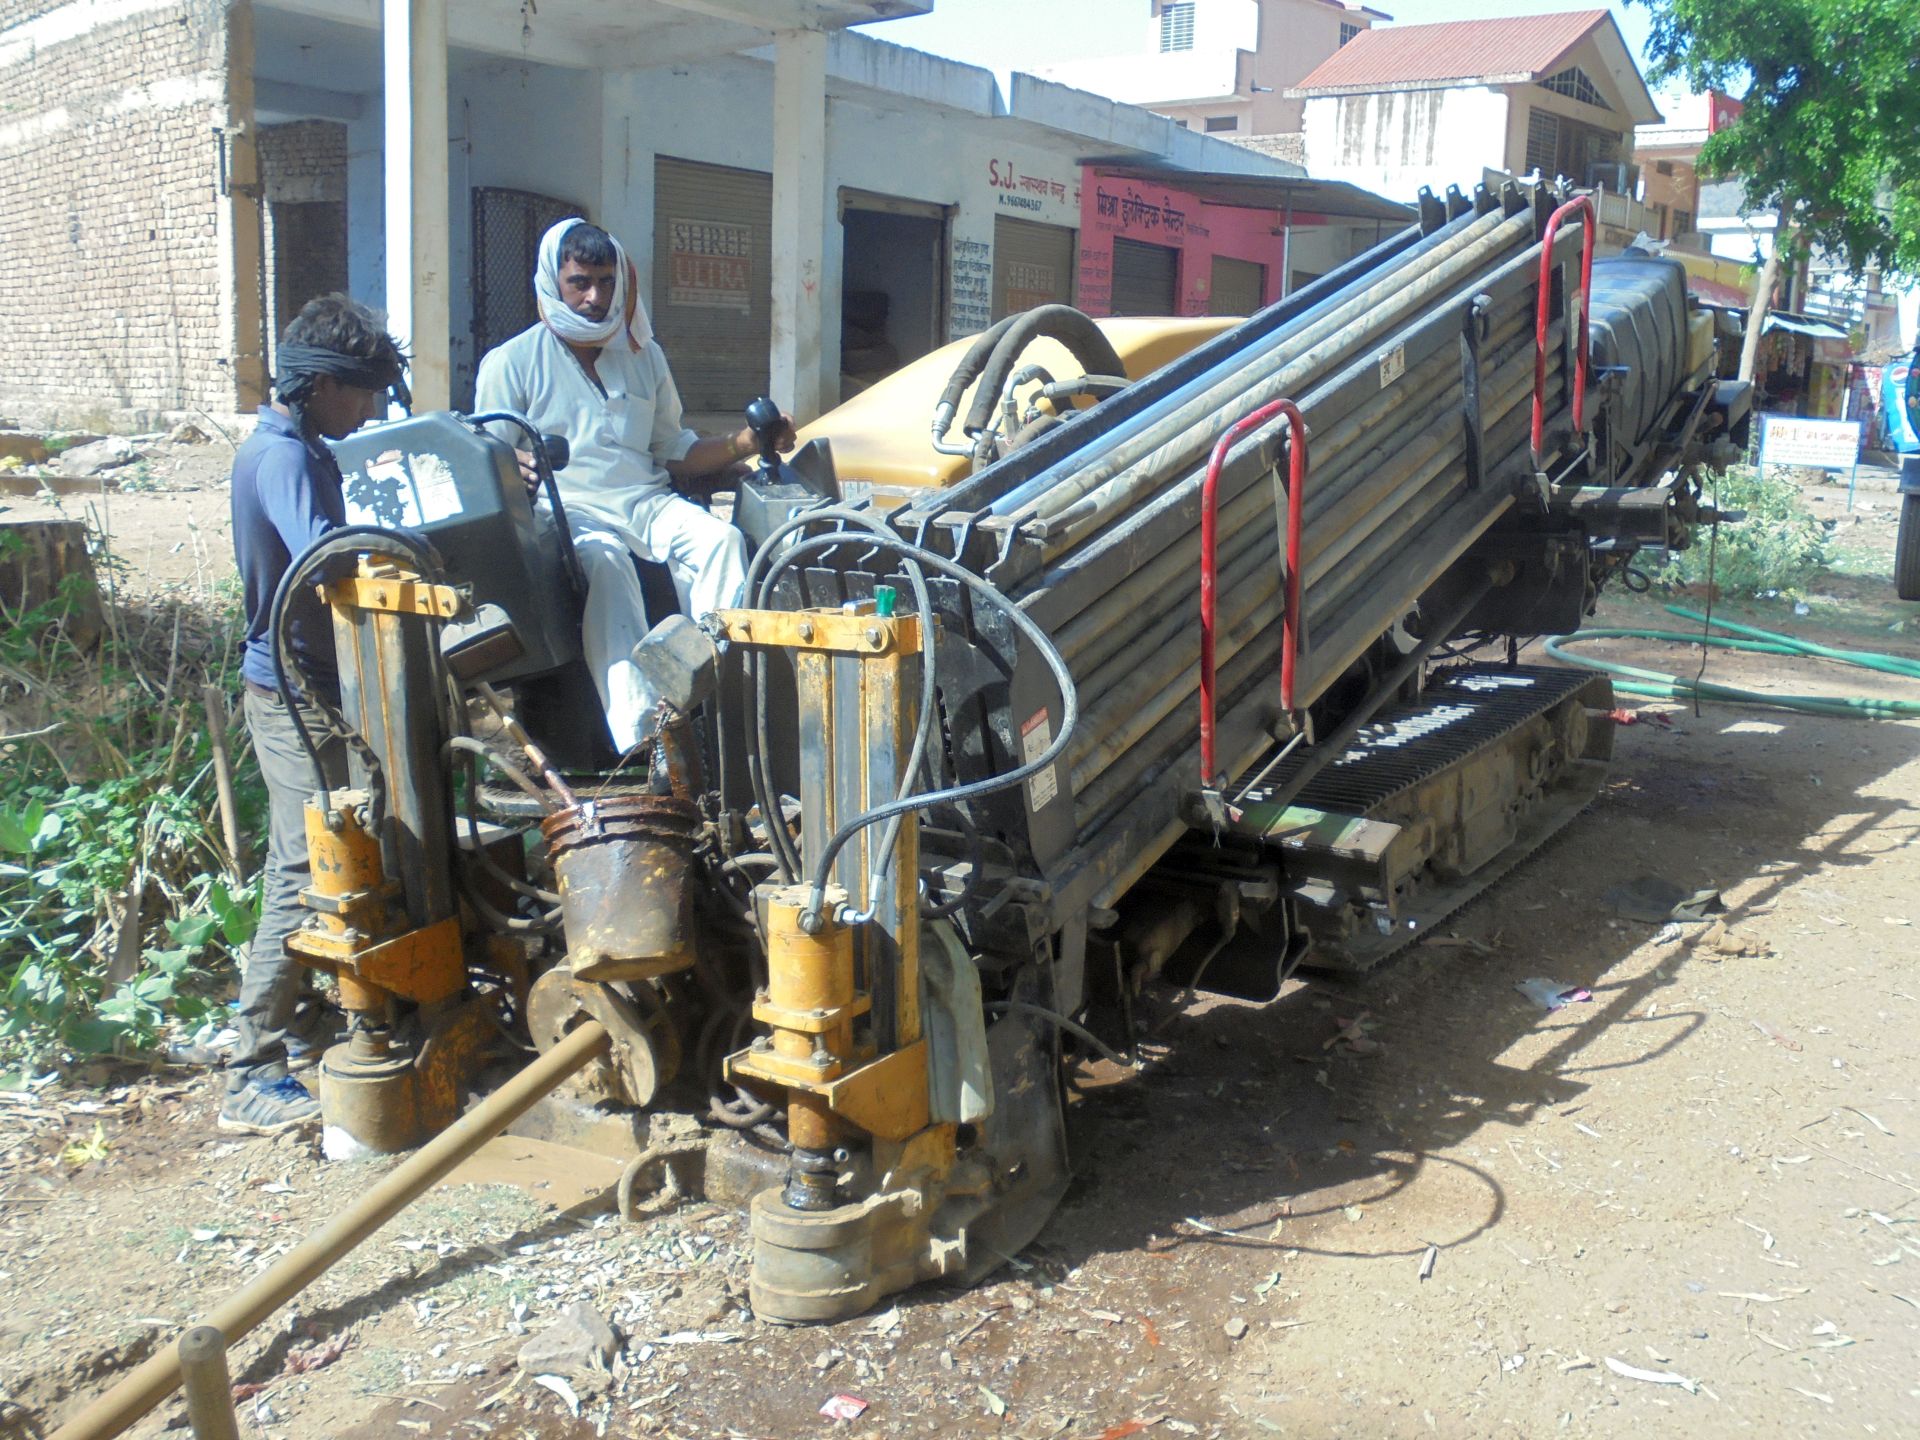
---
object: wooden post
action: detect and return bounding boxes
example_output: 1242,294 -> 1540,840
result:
177,1326 -> 240,1440
202,683 -> 247,879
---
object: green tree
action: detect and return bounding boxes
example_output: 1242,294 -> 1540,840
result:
1636,0 -> 1920,378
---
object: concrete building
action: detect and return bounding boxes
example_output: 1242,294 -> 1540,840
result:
1632,89 -> 1744,249
1290,9 -> 1660,202
1,0 -> 1405,433
1032,0 -> 1388,152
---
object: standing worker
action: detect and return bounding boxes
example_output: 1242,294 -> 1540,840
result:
474,218 -> 794,753
1887,345 -> 1920,601
223,294 -> 408,1135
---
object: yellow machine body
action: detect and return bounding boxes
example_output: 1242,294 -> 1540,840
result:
794,315 -> 1238,489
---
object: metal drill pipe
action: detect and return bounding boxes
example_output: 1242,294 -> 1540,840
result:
48,1021 -> 613,1440
994,206 -> 1516,525
1026,308 -> 1525,675
964,210 -> 1470,524
1074,612 -> 1287,829
1298,399 -> 1550,698
1067,355 -> 1567,804
1062,341 -> 1559,779
1301,335 -> 1555,587
177,1328 -> 238,1440
1035,219 -> 1550,564
1027,306 -> 1501,641
1305,363 -> 1559,616
1025,209 -> 1536,542
1074,514 -> 1278,708
917,220 -> 1427,526
1042,306 -> 1528,671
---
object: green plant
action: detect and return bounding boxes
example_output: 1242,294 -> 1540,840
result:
1654,465 -> 1830,600
0,525 -> 264,1080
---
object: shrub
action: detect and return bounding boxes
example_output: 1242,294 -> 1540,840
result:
1654,464 -> 1830,600
0,527 -> 263,1082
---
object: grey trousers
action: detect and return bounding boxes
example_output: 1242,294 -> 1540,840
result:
228,689 -> 346,1089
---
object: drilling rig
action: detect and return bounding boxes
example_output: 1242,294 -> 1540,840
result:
279,181 -> 1747,1325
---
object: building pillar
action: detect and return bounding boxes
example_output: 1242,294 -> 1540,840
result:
222,0 -> 268,412
383,0 -> 450,411
770,28 -> 828,423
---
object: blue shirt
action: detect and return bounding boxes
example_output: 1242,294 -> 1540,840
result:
232,406 -> 344,699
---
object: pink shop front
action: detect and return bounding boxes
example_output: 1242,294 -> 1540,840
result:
1078,172 -> 1287,318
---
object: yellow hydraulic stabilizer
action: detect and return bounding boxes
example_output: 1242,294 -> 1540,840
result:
797,315 -> 1239,491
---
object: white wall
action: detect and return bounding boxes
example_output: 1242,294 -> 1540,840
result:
599,56 -> 1091,385
447,55 -> 603,401
1303,87 -> 1511,200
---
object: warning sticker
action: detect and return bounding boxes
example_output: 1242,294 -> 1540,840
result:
1021,708 -> 1058,810
1379,343 -> 1406,389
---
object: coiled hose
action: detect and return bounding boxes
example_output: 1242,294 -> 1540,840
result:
1544,604 -> 1920,719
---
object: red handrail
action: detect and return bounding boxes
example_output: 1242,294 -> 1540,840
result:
1530,194 -> 1595,463
1199,397 -> 1306,785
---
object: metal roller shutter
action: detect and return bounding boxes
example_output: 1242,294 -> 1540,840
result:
1110,237 -> 1178,316
992,217 -> 1076,319
1208,255 -> 1265,317
652,156 -> 773,411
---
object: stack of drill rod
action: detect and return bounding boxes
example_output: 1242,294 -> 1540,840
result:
883,184 -> 1588,901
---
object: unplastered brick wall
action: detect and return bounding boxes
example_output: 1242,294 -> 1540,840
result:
0,0 -> 236,430
258,119 -> 345,205
259,120 -> 348,359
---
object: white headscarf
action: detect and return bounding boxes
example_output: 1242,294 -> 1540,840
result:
535,217 -> 652,352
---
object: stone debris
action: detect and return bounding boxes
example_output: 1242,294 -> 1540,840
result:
517,1299 -> 619,1386
55,437 -> 144,477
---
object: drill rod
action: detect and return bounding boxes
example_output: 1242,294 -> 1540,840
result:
49,1021 -> 612,1440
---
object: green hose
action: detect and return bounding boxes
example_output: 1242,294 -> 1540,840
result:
1543,605 -> 1920,719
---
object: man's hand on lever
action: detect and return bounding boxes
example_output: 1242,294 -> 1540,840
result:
666,410 -> 797,483
513,448 -> 541,496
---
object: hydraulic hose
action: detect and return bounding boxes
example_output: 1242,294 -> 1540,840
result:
756,530 -> 1080,931
1544,612 -> 1920,719
963,305 -> 1127,438
268,524 -> 453,800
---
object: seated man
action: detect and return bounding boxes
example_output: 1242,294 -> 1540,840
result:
475,218 -> 792,752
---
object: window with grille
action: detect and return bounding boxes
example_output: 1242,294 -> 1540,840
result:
1522,108 -> 1626,186
1159,1 -> 1195,51
1673,209 -> 1694,237
1339,21 -> 1361,45
1525,109 -> 1559,176
1205,114 -> 1239,132
1540,67 -> 1611,110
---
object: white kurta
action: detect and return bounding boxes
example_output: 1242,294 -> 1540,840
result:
475,323 -> 748,751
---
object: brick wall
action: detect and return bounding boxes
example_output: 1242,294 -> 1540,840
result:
259,120 -> 349,358
0,0 -> 238,430
258,119 -> 346,205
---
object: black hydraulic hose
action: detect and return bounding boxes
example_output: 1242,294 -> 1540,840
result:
758,531 -> 1079,932
746,509 -> 940,910
268,524 -> 451,800
466,409 -> 587,602
739,502 -> 902,881
932,315 -> 1024,447
902,217 -> 1426,520
963,306 -> 1128,438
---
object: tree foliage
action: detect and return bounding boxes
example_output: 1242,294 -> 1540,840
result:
1637,0 -> 1920,279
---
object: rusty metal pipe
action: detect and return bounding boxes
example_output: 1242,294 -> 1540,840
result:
48,1021 -> 612,1440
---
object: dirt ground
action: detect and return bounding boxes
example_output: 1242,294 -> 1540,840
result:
3,463 -> 1918,1440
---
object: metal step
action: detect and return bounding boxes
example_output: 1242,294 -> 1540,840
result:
1232,663 -> 1614,971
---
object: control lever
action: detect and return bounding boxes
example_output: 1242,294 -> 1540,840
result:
743,395 -> 786,472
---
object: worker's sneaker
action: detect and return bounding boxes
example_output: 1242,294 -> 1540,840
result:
218,1075 -> 321,1136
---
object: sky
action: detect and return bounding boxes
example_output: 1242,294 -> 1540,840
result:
860,0 -> 1670,93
